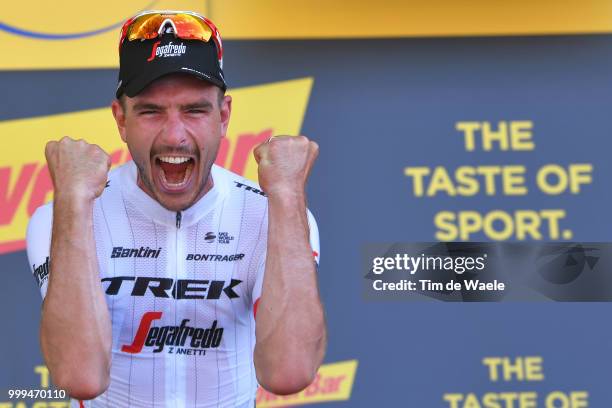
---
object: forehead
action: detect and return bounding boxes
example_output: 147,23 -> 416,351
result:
130,73 -> 219,104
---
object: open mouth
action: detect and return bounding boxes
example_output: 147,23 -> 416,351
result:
155,155 -> 195,192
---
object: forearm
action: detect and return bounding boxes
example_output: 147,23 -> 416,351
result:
40,194 -> 111,399
254,192 -> 326,393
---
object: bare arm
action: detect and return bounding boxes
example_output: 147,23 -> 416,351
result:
253,136 -> 326,394
39,138 -> 112,399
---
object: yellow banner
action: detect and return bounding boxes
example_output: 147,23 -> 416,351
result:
211,0 -> 612,39
0,0 -> 207,69
0,77 -> 313,253
256,360 -> 358,407
4,0 -> 612,70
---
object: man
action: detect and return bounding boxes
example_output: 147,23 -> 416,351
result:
26,10 -> 326,407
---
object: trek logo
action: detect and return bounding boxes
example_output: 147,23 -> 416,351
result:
147,41 -> 187,62
102,276 -> 242,299
186,253 -> 245,262
33,256 -> 49,288
111,246 -> 161,259
234,181 -> 267,197
122,312 -> 223,354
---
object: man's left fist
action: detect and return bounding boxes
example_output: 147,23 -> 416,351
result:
253,135 -> 319,196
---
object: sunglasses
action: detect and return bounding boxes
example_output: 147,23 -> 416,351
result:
119,10 -> 223,67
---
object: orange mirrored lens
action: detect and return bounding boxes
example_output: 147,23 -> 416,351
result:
126,13 -> 213,42
172,15 -> 212,41
127,14 -> 163,40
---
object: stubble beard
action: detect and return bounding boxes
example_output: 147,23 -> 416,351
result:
134,158 -> 215,212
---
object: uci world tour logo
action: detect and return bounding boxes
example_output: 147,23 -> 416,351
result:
0,1 -> 157,40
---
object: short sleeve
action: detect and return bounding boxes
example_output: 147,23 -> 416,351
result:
26,203 -> 53,299
252,209 -> 320,316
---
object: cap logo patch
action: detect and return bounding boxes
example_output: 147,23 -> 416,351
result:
147,41 -> 187,62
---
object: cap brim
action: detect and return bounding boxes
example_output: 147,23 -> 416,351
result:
122,66 -> 226,98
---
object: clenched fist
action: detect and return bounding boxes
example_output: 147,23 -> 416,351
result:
253,135 -> 319,197
45,136 -> 111,202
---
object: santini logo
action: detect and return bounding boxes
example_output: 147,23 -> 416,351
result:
147,41 -> 187,62
111,246 -> 161,259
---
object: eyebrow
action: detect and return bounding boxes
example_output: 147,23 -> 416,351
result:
132,102 -> 164,111
132,100 -> 214,111
182,101 -> 214,110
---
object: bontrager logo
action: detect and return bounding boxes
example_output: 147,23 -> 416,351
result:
186,253 -> 245,262
111,246 -> 161,259
102,276 -> 242,299
121,311 -> 223,354
147,41 -> 187,62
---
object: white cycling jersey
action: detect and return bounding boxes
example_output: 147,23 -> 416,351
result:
26,161 -> 320,408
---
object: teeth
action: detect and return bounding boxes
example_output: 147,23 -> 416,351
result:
158,156 -> 190,164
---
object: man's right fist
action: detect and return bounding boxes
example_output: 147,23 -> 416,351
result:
45,137 -> 111,201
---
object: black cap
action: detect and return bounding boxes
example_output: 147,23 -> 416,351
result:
116,30 -> 227,98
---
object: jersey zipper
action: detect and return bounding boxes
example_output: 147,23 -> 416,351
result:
173,209 -> 184,402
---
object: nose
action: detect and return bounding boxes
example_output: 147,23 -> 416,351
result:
159,111 -> 188,148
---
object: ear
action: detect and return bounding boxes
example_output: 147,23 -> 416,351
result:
219,95 -> 232,137
111,99 -> 128,143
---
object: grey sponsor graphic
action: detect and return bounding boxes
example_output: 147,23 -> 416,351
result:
32,256 -> 50,288
234,181 -> 266,196
363,243 -> 611,301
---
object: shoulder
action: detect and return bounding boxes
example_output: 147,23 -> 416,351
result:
212,165 -> 268,202
26,201 -> 53,288
211,165 -> 320,222
27,201 -> 53,242
26,162 -> 130,240
101,161 -> 131,196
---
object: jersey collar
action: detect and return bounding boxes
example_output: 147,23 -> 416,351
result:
116,160 -> 228,228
